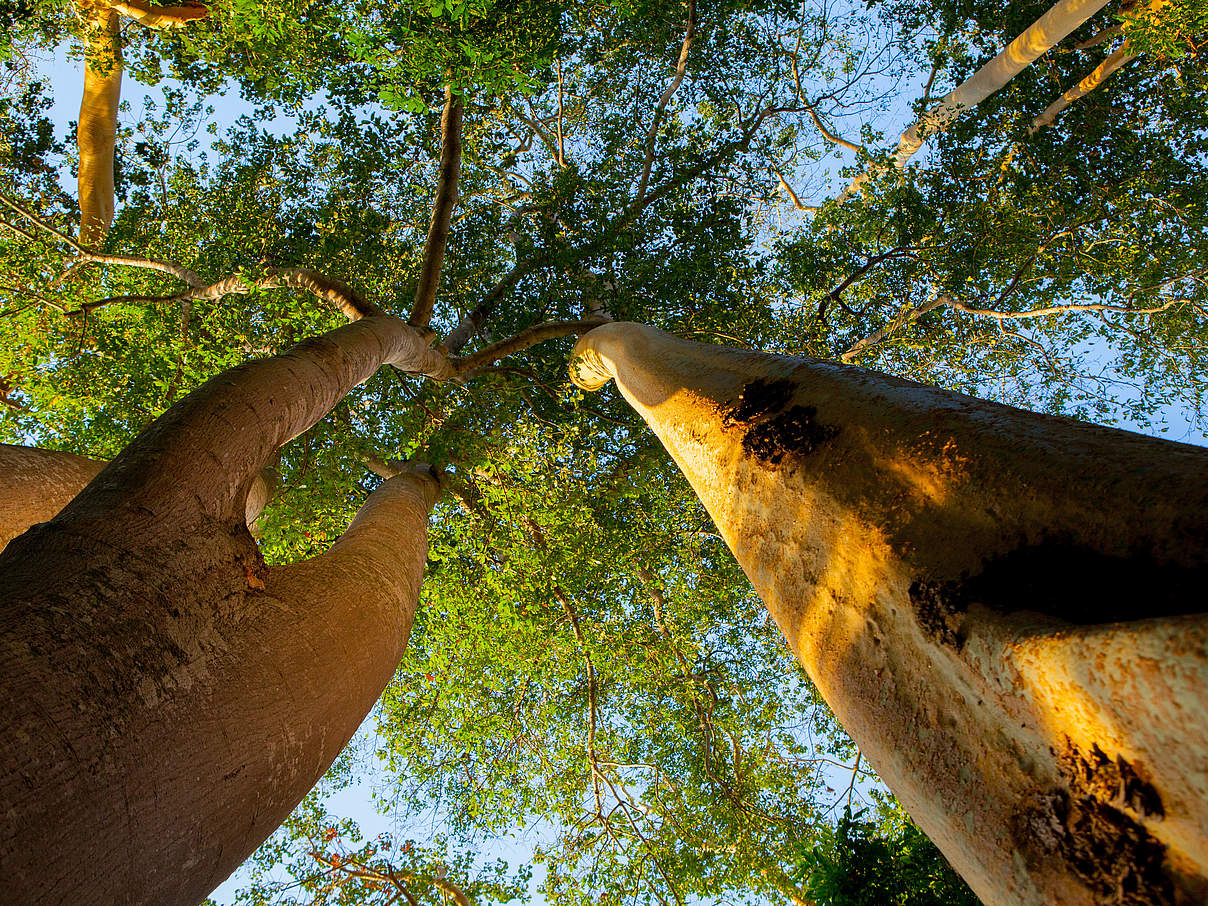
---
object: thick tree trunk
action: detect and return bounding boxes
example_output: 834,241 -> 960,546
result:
0,444 -> 105,546
572,322 -> 1208,906
77,3 -> 123,245
0,444 -> 277,548
0,316 -> 444,906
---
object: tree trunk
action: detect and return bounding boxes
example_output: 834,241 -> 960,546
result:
77,3 -> 123,245
840,0 -> 1109,201
1029,44 -> 1136,133
0,444 -> 105,546
572,322 -> 1208,906
0,444 -> 277,549
0,316 -> 444,906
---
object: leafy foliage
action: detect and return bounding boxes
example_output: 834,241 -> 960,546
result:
795,806 -> 982,906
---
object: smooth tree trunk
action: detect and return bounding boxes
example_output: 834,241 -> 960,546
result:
74,0 -> 208,244
77,3 -> 123,245
0,445 -> 105,546
0,444 -> 277,548
840,0 -> 1109,201
0,315 -> 447,906
572,322 -> 1208,906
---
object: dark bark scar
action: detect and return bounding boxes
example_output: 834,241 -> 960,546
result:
721,378 -> 839,466
1015,739 -> 1172,905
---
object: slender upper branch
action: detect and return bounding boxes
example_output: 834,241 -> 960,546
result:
442,103 -> 778,353
840,294 -> 1186,362
947,296 -> 1185,320
75,267 -> 384,321
1029,43 -> 1136,133
408,88 -> 464,329
804,102 -> 864,154
771,165 -> 818,212
634,0 -> 697,204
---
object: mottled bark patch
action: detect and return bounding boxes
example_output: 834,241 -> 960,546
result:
1059,740 -> 1164,819
909,539 -> 1206,645
907,578 -> 965,648
1016,740 -> 1172,904
1017,791 -> 1173,905
721,379 -> 839,466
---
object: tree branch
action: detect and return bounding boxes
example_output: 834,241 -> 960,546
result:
454,318 -> 607,376
771,166 -> 818,212
106,0 -> 208,29
840,294 -> 948,362
409,88 -> 464,328
74,267 -> 385,321
947,296 -> 1185,320
0,191 -> 206,286
1029,43 -> 1136,133
634,0 -> 697,204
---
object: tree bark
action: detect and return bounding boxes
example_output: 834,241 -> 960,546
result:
409,87 -> 464,329
0,444 -> 105,547
74,0 -> 208,244
77,3 -> 123,245
0,444 -> 277,549
0,315 -> 442,906
1029,44 -> 1136,133
572,322 -> 1208,906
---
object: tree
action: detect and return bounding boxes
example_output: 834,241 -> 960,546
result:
0,314 -> 450,905
1,0 -> 1205,902
73,0 -> 210,242
572,320 -> 1208,905
840,0 -> 1111,200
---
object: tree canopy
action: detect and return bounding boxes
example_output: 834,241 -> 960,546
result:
1,0 -> 1205,901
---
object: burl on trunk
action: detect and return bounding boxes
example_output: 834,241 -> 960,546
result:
572,322 -> 1208,906
0,316 -> 443,906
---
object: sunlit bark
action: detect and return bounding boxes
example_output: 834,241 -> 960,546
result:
1030,44 -> 1136,132
0,316 -> 441,906
840,0 -> 1110,201
573,322 -> 1208,906
1,444 -> 278,549
74,0 -> 208,244
77,3 -> 122,245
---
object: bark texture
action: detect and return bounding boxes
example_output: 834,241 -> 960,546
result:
0,443 -> 277,549
77,3 -> 123,245
0,444 -> 105,547
0,316 -> 440,906
572,322 -> 1208,906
